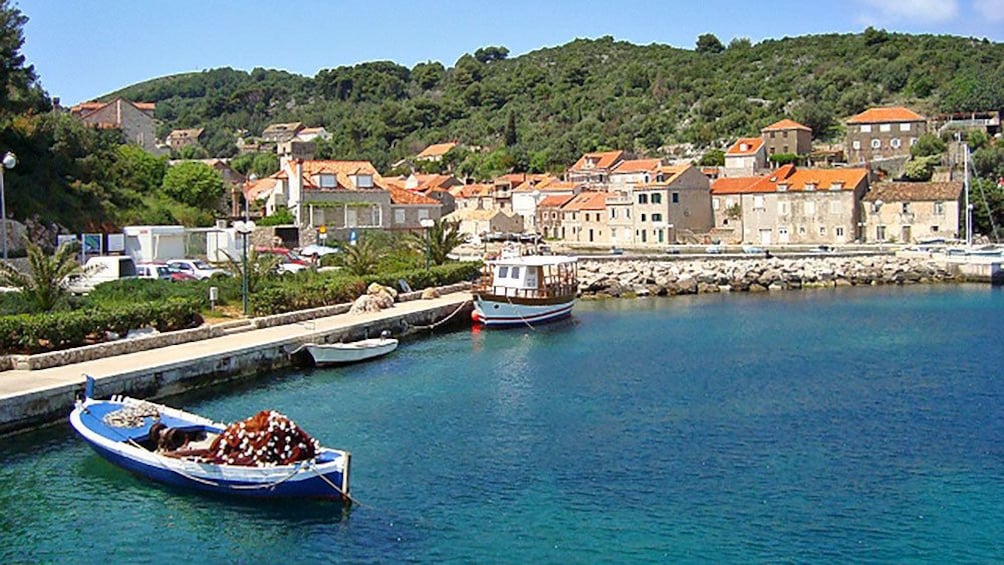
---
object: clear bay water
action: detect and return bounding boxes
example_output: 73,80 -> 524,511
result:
2,285 -> 1003,563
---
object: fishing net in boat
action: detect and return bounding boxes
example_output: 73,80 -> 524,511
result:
102,403 -> 160,428
204,410 -> 320,467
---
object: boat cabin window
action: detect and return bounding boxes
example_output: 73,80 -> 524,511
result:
498,266 -> 509,278
509,266 -> 520,279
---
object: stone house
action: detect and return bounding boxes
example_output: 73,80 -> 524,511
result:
416,142 -> 459,162
513,177 -> 580,233
70,99 -> 161,154
627,164 -> 714,246
845,107 -> 927,164
560,191 -> 610,245
536,194 -> 576,240
712,165 -> 869,245
443,207 -> 523,239
166,128 -> 204,152
609,158 -> 662,189
761,119 -> 812,157
861,181 -> 963,243
386,185 -> 442,232
566,150 -> 626,186
261,122 -> 304,144
449,183 -> 493,211
723,137 -> 766,177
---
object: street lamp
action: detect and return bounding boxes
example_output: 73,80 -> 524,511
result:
234,219 -> 256,316
420,218 -> 435,271
244,173 -> 257,222
1,152 -> 16,260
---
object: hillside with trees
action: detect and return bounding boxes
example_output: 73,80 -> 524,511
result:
2,0 -> 1003,235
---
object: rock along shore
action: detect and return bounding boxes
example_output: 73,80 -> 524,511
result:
578,255 -> 963,298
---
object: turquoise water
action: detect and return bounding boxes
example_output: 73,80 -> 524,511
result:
2,285 -> 1003,563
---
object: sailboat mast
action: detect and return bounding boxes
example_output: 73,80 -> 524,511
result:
964,143 -> 971,247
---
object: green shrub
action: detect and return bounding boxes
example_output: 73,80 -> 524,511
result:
0,298 -> 202,354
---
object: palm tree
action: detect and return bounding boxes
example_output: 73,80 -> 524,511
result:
0,240 -> 85,312
412,219 -> 466,266
220,247 -> 283,293
335,236 -> 385,276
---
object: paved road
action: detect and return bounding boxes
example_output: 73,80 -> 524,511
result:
0,291 -> 473,401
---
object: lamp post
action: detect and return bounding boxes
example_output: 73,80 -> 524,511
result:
420,218 -> 435,271
234,220 -> 256,316
244,173 -> 257,222
1,152 -> 17,260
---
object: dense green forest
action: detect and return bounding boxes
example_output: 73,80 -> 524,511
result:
1,0 -> 1003,235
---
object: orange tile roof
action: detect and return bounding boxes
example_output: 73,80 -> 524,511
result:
847,107 -> 925,124
612,158 -> 662,173
451,183 -> 492,198
711,176 -> 767,195
725,137 -> 764,156
243,174 -> 283,201
569,150 -> 625,171
300,160 -> 378,177
563,191 -> 608,211
537,180 -> 581,192
387,185 -> 440,205
538,194 -> 576,208
417,142 -> 458,158
780,167 -> 868,191
762,119 -> 811,132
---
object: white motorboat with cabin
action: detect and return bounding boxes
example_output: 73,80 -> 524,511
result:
472,246 -> 578,327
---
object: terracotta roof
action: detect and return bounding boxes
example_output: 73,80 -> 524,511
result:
381,176 -> 407,190
762,119 -> 811,132
445,207 -> 515,221
243,174 -> 282,201
563,191 -> 608,211
612,158 -> 662,173
725,137 -> 765,156
847,107 -> 926,124
780,167 -> 868,192
450,183 -> 492,198
569,150 -> 625,171
862,181 -> 963,202
387,185 -> 439,205
538,194 -> 576,208
711,176 -> 767,195
536,180 -> 581,192
417,142 -> 458,158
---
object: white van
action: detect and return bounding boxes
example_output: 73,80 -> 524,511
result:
65,256 -> 138,294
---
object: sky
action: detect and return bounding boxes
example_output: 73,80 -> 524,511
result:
15,0 -> 1004,106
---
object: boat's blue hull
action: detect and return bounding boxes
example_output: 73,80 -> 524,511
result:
70,395 -> 351,501
84,440 -> 346,499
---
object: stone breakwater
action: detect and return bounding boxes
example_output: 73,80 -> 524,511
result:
578,256 -> 961,298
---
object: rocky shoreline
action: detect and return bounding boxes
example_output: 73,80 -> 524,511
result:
578,255 -> 962,298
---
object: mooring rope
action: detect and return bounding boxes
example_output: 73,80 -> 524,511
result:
406,299 -> 472,330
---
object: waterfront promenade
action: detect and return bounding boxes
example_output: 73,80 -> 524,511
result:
0,290 -> 473,434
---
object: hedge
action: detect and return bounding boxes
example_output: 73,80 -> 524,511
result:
249,262 -> 481,316
0,298 -> 202,355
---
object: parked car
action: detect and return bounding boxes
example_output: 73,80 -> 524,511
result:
136,262 -> 173,281
65,256 -> 138,294
165,258 -> 228,280
705,244 -> 723,254
256,247 -> 311,274
138,261 -> 198,282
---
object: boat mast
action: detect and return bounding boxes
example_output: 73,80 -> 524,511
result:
964,142 -> 972,247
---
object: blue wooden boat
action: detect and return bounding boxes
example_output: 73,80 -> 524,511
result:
69,377 -> 352,501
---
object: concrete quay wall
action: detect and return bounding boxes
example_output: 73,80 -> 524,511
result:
0,289 -> 473,435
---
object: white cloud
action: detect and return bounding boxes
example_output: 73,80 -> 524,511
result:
973,0 -> 1004,22
858,0 -> 960,23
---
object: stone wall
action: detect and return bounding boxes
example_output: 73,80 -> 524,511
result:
578,255 -> 962,297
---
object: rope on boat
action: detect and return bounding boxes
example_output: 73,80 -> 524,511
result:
306,462 -> 359,506
506,295 -> 537,331
406,299 -> 472,330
